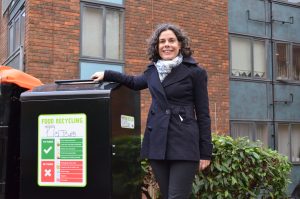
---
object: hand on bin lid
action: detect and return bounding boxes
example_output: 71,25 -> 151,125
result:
91,71 -> 104,82
0,66 -> 43,90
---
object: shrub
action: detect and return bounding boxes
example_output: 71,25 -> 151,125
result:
142,134 -> 292,199
192,134 -> 292,199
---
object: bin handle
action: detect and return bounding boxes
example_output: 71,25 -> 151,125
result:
54,79 -> 103,85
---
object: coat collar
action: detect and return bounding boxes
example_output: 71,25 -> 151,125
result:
145,56 -> 198,110
182,56 -> 198,65
147,56 -> 198,68
162,56 -> 197,87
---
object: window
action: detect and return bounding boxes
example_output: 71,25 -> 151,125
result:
285,0 -> 300,4
231,37 -> 251,77
276,43 -> 288,79
94,0 -> 123,4
292,45 -> 300,80
291,124 -> 300,162
276,43 -> 300,81
80,62 -> 122,79
5,5 -> 25,70
230,36 -> 266,79
256,124 -> 268,146
80,2 -> 124,79
253,40 -> 266,78
8,25 -> 14,55
82,6 -> 104,58
278,124 -> 289,157
2,0 -> 13,14
277,123 -> 300,163
8,10 -> 25,56
278,0 -> 300,5
105,9 -> 123,60
231,122 -> 268,146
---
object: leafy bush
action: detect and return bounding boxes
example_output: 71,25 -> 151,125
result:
192,134 -> 292,199
142,134 -> 292,199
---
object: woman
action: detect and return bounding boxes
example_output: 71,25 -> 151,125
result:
92,23 -> 212,199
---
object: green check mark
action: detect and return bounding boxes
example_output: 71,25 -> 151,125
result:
44,146 -> 52,154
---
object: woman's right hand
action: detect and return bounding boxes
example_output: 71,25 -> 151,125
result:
91,71 -> 104,82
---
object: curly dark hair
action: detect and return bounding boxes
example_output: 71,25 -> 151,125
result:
147,23 -> 193,62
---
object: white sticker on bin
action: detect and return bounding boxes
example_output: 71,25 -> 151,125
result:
121,115 -> 135,129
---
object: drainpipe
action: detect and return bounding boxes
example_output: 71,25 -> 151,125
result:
269,0 -> 276,150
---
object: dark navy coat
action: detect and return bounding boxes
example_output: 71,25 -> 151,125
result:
104,56 -> 212,161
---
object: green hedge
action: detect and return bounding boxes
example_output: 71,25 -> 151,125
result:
142,134 -> 292,199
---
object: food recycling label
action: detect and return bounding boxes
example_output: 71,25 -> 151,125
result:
38,113 -> 87,187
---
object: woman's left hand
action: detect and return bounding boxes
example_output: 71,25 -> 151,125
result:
199,159 -> 211,171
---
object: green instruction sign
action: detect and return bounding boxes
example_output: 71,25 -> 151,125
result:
41,139 -> 55,159
60,138 -> 83,159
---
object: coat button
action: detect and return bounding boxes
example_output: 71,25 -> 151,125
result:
165,109 -> 171,115
151,110 -> 155,115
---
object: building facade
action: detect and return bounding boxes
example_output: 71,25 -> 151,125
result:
229,0 -> 300,195
0,0 -> 229,133
0,0 -> 229,196
2,0 -> 300,196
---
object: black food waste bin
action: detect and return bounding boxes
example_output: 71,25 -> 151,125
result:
0,66 -> 43,199
0,83 -> 25,199
20,80 -> 142,199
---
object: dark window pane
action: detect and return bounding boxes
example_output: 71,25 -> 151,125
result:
292,45 -> 300,81
276,43 -> 288,79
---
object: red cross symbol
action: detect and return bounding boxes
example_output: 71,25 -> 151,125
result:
41,161 -> 55,182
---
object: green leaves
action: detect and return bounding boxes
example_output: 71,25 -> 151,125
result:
193,134 -> 292,199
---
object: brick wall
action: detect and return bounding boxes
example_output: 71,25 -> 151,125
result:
24,0 -> 80,83
0,2 -> 8,64
124,0 -> 229,134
